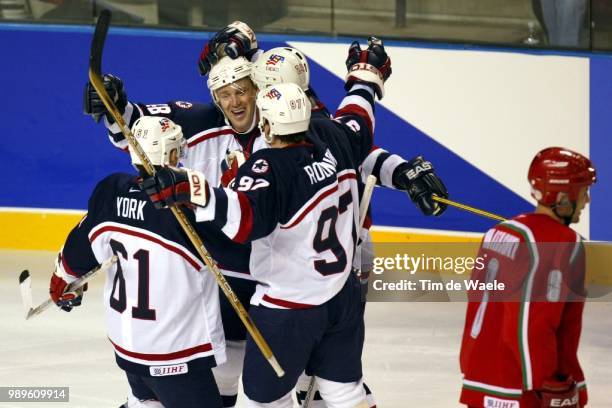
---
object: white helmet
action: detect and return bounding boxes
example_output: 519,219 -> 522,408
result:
257,83 -> 311,143
207,56 -> 252,102
130,116 -> 185,167
251,47 -> 310,91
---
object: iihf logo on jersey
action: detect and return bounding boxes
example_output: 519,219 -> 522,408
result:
483,396 -> 519,408
266,54 -> 285,66
149,363 -> 188,377
265,88 -> 282,100
159,118 -> 170,132
252,159 -> 269,174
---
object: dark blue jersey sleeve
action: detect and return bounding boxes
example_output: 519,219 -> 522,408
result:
105,100 -> 223,149
60,176 -> 111,277
194,151 -> 283,243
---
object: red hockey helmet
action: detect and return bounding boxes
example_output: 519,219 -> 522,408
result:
528,147 -> 596,206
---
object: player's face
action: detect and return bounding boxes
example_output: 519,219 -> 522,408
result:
215,78 -> 257,133
572,186 -> 590,223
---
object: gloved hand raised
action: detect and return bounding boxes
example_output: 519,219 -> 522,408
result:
83,74 -> 127,123
198,21 -> 259,76
345,36 -> 392,99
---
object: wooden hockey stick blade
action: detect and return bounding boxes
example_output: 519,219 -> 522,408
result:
19,270 -> 33,318
87,11 -> 284,377
25,256 -> 118,320
432,194 -> 507,222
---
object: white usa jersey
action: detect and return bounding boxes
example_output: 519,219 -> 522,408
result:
104,100 -> 266,281
59,173 -> 225,375
195,92 -> 375,308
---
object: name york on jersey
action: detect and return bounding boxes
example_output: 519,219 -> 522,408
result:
303,149 -> 338,184
117,197 -> 146,221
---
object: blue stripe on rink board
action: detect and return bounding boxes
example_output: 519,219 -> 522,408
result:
0,26 -> 570,235
589,55 -> 612,241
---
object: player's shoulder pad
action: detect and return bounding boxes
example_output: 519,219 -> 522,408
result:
170,100 -> 220,117
165,101 -> 227,135
485,219 -> 526,242
91,172 -> 137,199
242,148 -> 282,176
308,115 -> 344,137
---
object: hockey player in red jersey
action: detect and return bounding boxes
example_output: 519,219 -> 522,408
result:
459,147 -> 596,408
49,117 -> 227,407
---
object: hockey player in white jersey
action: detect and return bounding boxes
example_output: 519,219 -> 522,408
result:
143,82 -> 372,407
245,42 -> 448,407
49,117 -> 226,407
84,25 -> 264,407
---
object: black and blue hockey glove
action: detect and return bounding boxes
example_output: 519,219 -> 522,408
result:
83,74 -> 127,123
393,156 -> 448,216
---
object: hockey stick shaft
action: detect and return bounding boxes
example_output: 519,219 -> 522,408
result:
432,194 -> 507,222
303,175 -> 377,408
359,175 -> 377,228
88,10 -> 284,377
23,256 -> 117,320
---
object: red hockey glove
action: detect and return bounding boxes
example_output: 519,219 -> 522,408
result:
49,255 -> 87,312
538,375 -> 579,408
345,36 -> 392,99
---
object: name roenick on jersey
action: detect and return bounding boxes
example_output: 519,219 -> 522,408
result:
116,197 -> 146,221
303,149 -> 338,184
195,85 -> 377,308
105,86 -> 409,283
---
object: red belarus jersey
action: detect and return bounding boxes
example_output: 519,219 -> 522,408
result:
460,213 -> 587,408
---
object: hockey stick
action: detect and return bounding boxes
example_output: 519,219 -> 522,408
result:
432,194 -> 507,222
19,256 -> 117,320
303,175 -> 377,408
88,10 -> 284,377
359,175 -> 377,228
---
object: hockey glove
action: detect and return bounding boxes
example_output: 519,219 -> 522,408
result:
220,150 -> 248,188
83,74 -> 127,123
345,36 -> 392,99
538,375 -> 579,408
393,156 -> 448,216
198,21 -> 259,76
141,167 -> 209,209
49,253 -> 87,312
